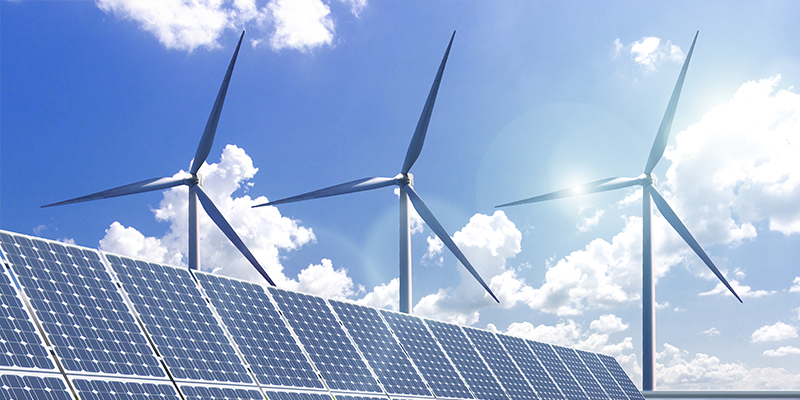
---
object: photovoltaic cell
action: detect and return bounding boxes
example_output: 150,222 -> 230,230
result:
551,346 -> 606,400
378,311 -> 471,399
424,320 -> 506,400
596,354 -> 644,400
0,232 -> 164,378
463,328 -> 537,400
181,384 -> 264,399
526,342 -> 587,400
495,334 -> 564,400
0,373 -> 72,400
264,390 -> 333,400
0,263 -> 54,371
268,287 -> 381,393
105,254 -> 251,384
575,351 -> 626,400
73,378 -> 181,400
195,271 -> 324,389
329,300 -> 431,397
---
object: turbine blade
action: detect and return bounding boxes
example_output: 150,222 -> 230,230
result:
644,31 -> 698,175
646,185 -> 742,303
405,185 -> 499,303
191,30 -> 245,175
192,185 -> 276,286
252,177 -> 398,208
401,31 -> 455,174
496,177 -> 640,208
42,176 -> 188,208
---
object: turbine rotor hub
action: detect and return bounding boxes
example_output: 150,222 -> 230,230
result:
187,173 -> 203,188
638,173 -> 655,187
395,173 -> 414,188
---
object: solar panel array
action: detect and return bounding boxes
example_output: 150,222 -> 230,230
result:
0,229 -> 644,400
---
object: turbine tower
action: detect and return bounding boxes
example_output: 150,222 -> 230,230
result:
495,31 -> 741,391
42,31 -> 275,287
253,32 -> 498,313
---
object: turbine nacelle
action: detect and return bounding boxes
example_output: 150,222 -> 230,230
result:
637,173 -> 656,187
395,173 -> 414,188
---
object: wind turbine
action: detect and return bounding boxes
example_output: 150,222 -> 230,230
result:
495,32 -> 741,391
42,31 -> 275,287
253,32 -> 498,313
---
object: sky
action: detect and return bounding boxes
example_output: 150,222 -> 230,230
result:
2,0 -> 800,391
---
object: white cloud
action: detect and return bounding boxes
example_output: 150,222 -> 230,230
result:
751,322 -> 799,343
356,278 -> 399,311
394,188 -> 424,234
503,317 -> 633,356
622,36 -> 684,72
790,277 -> 800,292
96,0 -> 365,52
655,343 -> 800,390
700,327 -> 720,337
589,314 -> 629,333
284,258 -> 364,300
763,346 -> 800,357
699,279 -> 775,299
576,206 -> 604,233
422,234 -> 444,266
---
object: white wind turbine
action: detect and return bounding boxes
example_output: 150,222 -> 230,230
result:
43,31 -> 276,287
495,32 -> 740,391
253,32 -> 498,313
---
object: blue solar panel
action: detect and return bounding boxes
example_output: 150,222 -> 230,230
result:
0,263 -> 54,371
73,377 -> 181,399
268,287 -> 381,394
181,384 -> 264,399
329,300 -> 431,397
264,390 -> 334,400
379,310 -> 471,399
495,334 -> 564,400
105,254 -> 252,384
526,342 -> 587,400
424,320 -> 506,400
0,232 -> 164,378
0,373 -> 73,400
596,354 -> 644,400
195,271 -> 324,389
463,327 -> 537,400
336,395 -> 389,400
575,351 -> 626,400
551,346 -> 606,400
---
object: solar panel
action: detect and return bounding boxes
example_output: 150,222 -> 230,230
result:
72,377 -> 181,400
596,354 -> 644,400
0,260 -> 54,372
526,341 -> 587,400
551,346 -> 607,400
424,320 -> 507,400
0,372 -> 73,400
0,232 -> 165,378
268,287 -> 382,394
379,310 -> 472,399
329,300 -> 431,397
495,334 -> 564,400
180,383 -> 264,399
104,254 -> 253,385
463,327 -> 537,400
575,350 -> 626,400
195,271 -> 325,390
263,390 -> 334,400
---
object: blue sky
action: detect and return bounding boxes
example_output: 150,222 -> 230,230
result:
2,0 -> 800,390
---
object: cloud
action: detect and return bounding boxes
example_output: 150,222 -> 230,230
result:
356,278 -> 399,311
700,327 -> 720,337
96,0 -> 365,52
791,277 -> 800,292
616,36 -> 684,72
699,279 -> 775,299
751,322 -> 799,343
763,346 -> 800,357
422,234 -> 444,266
284,258 -> 364,300
576,206 -> 604,233
589,314 -> 629,333
500,315 -> 633,356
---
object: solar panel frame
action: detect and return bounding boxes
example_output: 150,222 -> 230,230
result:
0,232 -> 166,379
103,253 -> 255,386
551,346 -> 607,400
462,327 -> 539,400
329,300 -> 432,398
575,350 -> 626,400
194,271 -> 326,391
71,376 -> 182,400
494,333 -> 564,400
268,287 -> 383,395
0,371 -> 74,400
180,382 -> 266,400
596,354 -> 644,400
378,310 -> 473,400
263,389 -> 336,400
423,320 -> 507,400
526,341 -> 588,400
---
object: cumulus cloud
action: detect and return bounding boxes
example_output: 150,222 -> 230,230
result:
656,343 -> 800,390
95,0 -> 365,52
615,36 -> 684,72
422,235 -> 444,266
589,314 -> 629,333
751,322 -> 798,343
763,346 -> 800,357
576,206 -> 604,233
699,279 -> 775,299
501,315 -> 633,356
700,327 -> 721,337
791,277 -> 800,292
356,278 -> 399,311
284,258 -> 364,300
